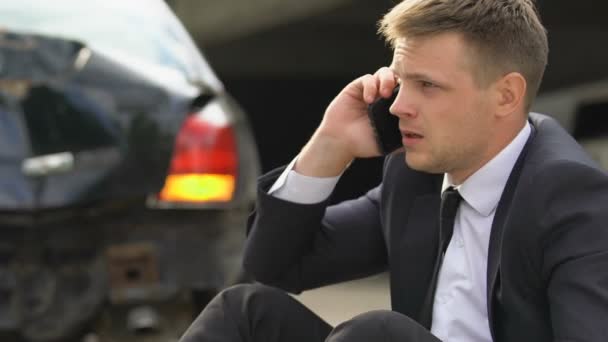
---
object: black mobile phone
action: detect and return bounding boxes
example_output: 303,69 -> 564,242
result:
367,86 -> 402,155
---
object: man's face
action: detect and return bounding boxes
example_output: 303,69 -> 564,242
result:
390,32 -> 496,182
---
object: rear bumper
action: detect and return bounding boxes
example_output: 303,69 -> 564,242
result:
0,205 -> 248,341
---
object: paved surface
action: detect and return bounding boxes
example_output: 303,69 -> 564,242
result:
292,272 -> 391,326
85,273 -> 390,341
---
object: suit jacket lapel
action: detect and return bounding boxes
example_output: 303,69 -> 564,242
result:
402,194 -> 441,324
385,169 -> 442,322
486,122 -> 537,339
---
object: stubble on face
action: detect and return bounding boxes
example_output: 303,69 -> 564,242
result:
391,33 -> 495,183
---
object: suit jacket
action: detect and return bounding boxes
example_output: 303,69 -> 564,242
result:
244,113 -> 608,341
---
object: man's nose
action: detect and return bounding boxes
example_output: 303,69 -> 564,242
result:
389,88 -> 418,118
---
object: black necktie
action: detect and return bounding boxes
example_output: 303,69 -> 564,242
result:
420,186 -> 463,328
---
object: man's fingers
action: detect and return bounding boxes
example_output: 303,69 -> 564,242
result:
361,74 -> 379,104
375,67 -> 398,98
356,67 -> 396,104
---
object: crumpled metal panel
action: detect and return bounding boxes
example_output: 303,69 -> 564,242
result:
0,100 -> 33,209
0,31 -> 195,212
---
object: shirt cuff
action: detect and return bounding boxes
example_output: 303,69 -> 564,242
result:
268,157 -> 342,204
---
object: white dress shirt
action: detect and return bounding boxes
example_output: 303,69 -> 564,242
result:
268,122 -> 531,342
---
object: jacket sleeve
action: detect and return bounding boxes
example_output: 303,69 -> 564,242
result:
242,166 -> 388,294
536,161 -> 608,341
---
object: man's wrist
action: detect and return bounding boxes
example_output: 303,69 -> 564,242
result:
294,133 -> 354,177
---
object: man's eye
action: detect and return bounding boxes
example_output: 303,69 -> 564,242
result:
420,81 -> 436,88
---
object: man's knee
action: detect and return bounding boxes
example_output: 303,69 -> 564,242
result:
219,283 -> 290,307
211,283 -> 294,320
187,284 -> 291,333
182,284 -> 287,342
327,310 -> 436,342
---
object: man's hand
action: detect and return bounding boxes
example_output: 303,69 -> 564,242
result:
294,67 -> 399,177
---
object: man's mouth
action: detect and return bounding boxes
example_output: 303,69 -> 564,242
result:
401,130 -> 424,147
402,130 -> 424,139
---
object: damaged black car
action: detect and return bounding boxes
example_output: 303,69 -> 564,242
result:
0,0 -> 260,341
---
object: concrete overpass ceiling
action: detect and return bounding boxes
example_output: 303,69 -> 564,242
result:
168,0 -> 356,45
175,0 -> 608,93
198,0 -> 396,78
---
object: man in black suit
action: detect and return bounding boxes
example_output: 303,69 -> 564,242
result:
180,0 -> 608,341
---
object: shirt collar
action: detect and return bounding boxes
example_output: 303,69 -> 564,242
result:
442,121 -> 531,217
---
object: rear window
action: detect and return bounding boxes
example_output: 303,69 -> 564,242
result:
21,85 -> 118,156
0,0 -> 216,85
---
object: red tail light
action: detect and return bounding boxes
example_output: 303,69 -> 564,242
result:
158,102 -> 238,203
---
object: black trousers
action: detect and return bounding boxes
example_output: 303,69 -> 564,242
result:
179,284 -> 440,342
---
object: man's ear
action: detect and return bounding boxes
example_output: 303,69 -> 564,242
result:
494,72 -> 526,118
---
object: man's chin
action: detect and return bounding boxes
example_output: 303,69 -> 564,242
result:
404,154 -> 439,173
404,154 -> 424,170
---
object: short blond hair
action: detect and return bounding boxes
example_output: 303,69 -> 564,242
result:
379,0 -> 548,109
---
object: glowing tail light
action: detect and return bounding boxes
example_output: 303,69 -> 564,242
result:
158,101 -> 237,203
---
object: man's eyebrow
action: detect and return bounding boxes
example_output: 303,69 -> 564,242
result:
402,72 -> 436,81
394,69 -> 454,90
400,72 -> 447,86
390,65 -> 441,82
